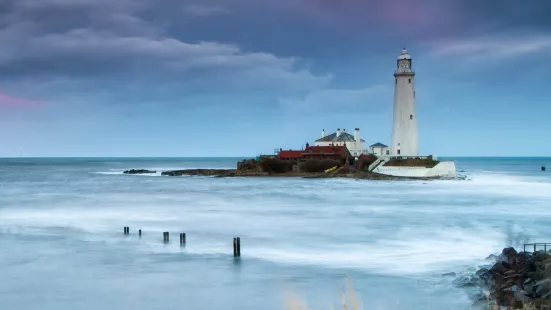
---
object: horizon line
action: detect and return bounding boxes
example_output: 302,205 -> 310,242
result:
1,156 -> 550,159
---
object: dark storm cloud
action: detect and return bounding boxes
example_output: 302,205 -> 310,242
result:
0,0 -> 330,100
0,0 -> 548,104
456,0 -> 551,32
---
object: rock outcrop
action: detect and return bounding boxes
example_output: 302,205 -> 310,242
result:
455,247 -> 551,309
161,169 -> 236,177
130,158 -> 438,180
123,169 -> 156,174
237,158 -> 258,171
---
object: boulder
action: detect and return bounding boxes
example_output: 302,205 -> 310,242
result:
476,268 -> 490,277
534,251 -> 551,262
485,254 -> 498,261
535,278 -> 551,297
490,261 -> 511,276
499,247 -> 518,264
470,290 -> 489,308
453,275 -> 478,287
442,272 -> 456,277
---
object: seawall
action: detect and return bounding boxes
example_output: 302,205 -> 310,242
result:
373,161 -> 457,178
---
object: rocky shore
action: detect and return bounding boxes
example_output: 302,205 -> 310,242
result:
454,247 -> 551,309
152,166 -> 428,180
124,158 -> 443,180
123,169 -> 156,174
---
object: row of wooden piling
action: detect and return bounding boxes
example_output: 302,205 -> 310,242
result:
124,227 -> 241,257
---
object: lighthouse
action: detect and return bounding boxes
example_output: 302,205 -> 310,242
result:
391,48 -> 419,156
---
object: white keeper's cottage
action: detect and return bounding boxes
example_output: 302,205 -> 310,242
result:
314,128 -> 367,156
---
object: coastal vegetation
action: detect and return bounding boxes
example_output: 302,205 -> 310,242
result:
258,158 -> 293,173
357,154 -> 378,171
383,156 -> 439,168
301,159 -> 342,173
284,278 -> 362,310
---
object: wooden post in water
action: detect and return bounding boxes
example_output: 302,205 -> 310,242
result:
138,229 -> 142,238
542,166 -> 546,171
233,237 -> 241,257
124,226 -> 130,235
179,233 -> 186,246
163,232 -> 169,243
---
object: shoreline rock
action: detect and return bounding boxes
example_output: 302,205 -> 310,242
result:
123,169 -> 156,174
454,247 -> 551,308
126,158 -> 450,180
158,168 -> 439,180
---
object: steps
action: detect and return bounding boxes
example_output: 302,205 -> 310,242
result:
368,158 -> 387,172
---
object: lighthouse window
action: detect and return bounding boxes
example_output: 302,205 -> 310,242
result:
410,114 -> 413,120
397,150 -> 401,155
408,79 -> 411,83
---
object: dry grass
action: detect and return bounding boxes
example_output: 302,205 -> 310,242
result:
383,158 -> 439,168
283,278 -> 362,310
284,279 -> 546,310
489,303 -> 539,310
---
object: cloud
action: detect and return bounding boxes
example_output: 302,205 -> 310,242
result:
0,90 -> 43,107
183,4 -> 229,17
0,0 -> 330,100
278,85 -> 389,114
430,32 -> 551,60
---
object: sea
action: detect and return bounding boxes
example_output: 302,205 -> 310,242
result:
1,157 -> 550,310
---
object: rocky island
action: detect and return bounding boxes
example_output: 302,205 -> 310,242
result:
126,157 -> 443,180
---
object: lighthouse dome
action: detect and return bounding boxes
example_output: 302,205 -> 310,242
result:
397,48 -> 411,60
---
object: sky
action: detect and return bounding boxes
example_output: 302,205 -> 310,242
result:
1,0 -> 550,157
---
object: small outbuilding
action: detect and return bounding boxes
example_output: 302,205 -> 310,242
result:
370,142 -> 390,156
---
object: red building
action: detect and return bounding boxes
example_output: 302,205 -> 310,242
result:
276,143 -> 350,161
276,149 -> 303,160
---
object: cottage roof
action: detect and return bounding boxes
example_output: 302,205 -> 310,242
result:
277,150 -> 303,159
277,145 -> 349,159
370,142 -> 388,148
304,145 -> 347,154
315,132 -> 365,143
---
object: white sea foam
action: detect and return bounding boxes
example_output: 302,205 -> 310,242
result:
2,161 -> 551,279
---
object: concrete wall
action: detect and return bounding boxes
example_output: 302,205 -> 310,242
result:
373,161 -> 457,178
391,57 -> 419,156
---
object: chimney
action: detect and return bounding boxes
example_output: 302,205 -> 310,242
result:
354,128 -> 360,142
321,129 -> 326,138
337,128 -> 341,137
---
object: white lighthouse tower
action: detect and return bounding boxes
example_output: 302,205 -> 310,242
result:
391,48 -> 419,156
